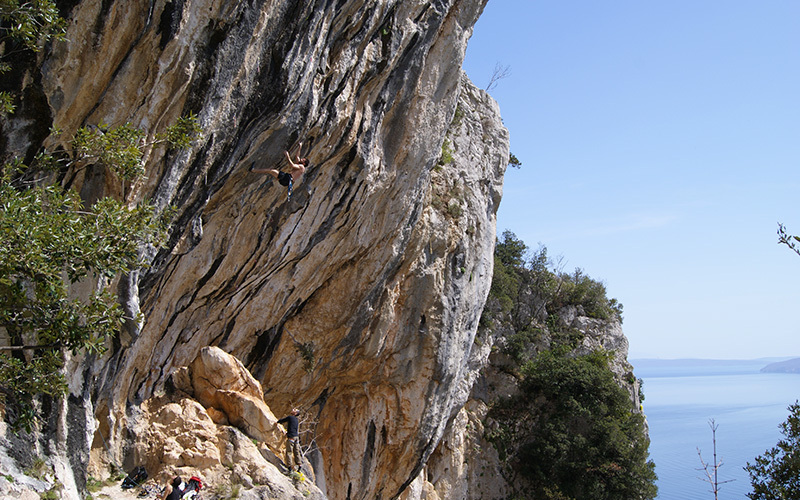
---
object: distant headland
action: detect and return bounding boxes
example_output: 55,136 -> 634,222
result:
761,358 -> 800,374
630,357 -> 799,378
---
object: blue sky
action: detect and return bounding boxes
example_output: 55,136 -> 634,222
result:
463,1 -> 800,359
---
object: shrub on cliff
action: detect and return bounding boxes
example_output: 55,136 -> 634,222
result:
488,349 -> 658,500
481,231 -> 623,350
481,231 -> 655,499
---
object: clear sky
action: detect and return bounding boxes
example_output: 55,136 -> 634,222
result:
462,1 -> 800,359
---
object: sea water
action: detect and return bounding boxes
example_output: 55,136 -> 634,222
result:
632,359 -> 800,500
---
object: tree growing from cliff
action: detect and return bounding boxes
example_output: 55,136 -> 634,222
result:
487,349 -> 658,500
0,117 -> 199,431
480,231 -> 654,499
0,0 -> 66,114
745,401 -> 800,500
481,231 -> 623,363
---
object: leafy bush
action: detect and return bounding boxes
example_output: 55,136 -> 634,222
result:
554,268 -> 623,321
504,327 -> 543,364
481,231 -> 623,337
490,350 -> 657,500
438,138 -> 455,166
746,401 -> 800,499
480,231 -> 653,499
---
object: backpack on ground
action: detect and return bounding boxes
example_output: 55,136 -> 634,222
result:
181,476 -> 203,499
121,465 -> 148,489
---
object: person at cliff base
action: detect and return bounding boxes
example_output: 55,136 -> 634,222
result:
250,142 -> 308,202
159,476 -> 185,500
159,475 -> 202,500
277,408 -> 303,472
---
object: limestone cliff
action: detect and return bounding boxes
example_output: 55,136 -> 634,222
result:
0,1 -> 508,499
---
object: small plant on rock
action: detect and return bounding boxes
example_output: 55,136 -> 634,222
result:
24,457 -> 48,480
438,138 -> 455,166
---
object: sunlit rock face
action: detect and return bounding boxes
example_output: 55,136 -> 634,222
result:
125,347 -> 325,499
0,1 -> 509,498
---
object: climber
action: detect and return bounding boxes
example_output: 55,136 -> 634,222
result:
277,408 -> 303,472
250,142 -> 308,202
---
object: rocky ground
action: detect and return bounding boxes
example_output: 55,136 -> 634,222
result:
93,482 -> 155,500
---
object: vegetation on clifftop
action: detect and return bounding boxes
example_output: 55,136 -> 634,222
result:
479,231 -> 657,500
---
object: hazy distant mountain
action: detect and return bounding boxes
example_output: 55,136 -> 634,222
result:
630,358 -> 796,378
761,358 -> 800,374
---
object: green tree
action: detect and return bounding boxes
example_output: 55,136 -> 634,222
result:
491,350 -> 657,500
0,116 -> 200,430
0,0 -> 203,434
746,401 -> 800,500
481,231 -> 527,330
495,229 -> 528,269
481,231 -> 651,499
553,268 -> 623,322
483,231 -> 622,337
0,0 -> 67,114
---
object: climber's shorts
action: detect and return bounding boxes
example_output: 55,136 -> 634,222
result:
277,171 -> 292,187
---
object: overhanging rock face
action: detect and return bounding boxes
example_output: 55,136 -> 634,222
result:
2,1 -> 509,498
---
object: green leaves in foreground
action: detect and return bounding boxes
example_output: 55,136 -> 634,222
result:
0,179 -> 170,430
0,0 -> 67,52
746,401 -> 800,500
0,114 -> 198,431
70,114 -> 202,180
0,0 -> 68,116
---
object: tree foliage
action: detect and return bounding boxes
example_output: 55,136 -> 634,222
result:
746,401 -> 800,500
0,0 -> 67,114
494,350 -> 657,500
481,231 -> 654,499
0,121 -> 194,429
0,0 -> 204,432
483,231 -> 623,337
0,0 -> 66,50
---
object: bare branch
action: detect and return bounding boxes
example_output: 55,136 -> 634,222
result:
486,63 -> 511,92
0,343 -> 61,351
696,419 -> 734,499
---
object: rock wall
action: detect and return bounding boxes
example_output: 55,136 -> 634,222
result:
1,1 -> 509,499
